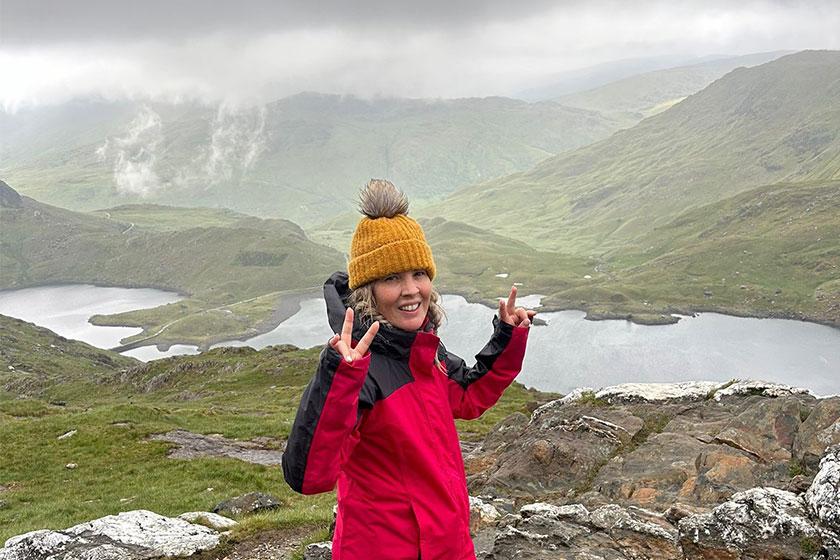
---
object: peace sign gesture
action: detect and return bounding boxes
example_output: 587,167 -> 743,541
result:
498,285 -> 535,328
329,307 -> 380,363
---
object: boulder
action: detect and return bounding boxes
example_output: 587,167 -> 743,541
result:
213,492 -> 282,516
805,444 -> 840,532
678,487 -> 825,559
794,397 -> 840,470
177,511 -> 238,530
303,542 -> 332,560
0,510 -> 219,560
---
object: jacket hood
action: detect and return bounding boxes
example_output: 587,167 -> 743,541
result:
323,271 -> 436,360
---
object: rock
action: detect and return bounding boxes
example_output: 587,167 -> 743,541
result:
594,381 -> 720,404
177,512 -> 238,530
470,403 -> 643,498
712,394 -> 803,463
712,379 -> 811,401
805,444 -> 840,532
483,501 -> 680,559
303,541 -> 332,560
58,430 -> 77,440
0,510 -> 219,560
678,487 -> 825,559
469,496 -> 501,534
148,429 -> 283,466
794,397 -> 840,469
213,492 -> 282,516
65,463 -> 77,469
663,502 -> 710,524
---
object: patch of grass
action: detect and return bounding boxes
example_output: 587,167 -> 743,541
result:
800,536 -> 821,555
788,458 -> 806,478
577,390 -> 609,407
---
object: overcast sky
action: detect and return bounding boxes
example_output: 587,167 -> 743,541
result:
1,0 -> 838,110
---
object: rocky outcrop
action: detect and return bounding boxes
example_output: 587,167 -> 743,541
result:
6,380 -> 840,560
466,379 -> 824,512
0,510 -> 221,560
213,492 -> 282,516
148,429 -> 284,466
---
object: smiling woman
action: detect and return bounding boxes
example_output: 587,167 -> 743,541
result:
281,179 -> 533,559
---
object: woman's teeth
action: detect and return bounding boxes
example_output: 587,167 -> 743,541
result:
399,303 -> 420,312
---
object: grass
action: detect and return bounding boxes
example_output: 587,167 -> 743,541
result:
0,325 -> 550,543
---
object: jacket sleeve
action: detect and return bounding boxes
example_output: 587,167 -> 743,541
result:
282,345 -> 371,494
443,316 -> 529,420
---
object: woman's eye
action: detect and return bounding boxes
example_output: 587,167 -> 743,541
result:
414,270 -> 427,278
384,274 -> 399,282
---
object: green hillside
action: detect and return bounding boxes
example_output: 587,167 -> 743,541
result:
0,93 -> 622,225
0,317 -> 553,543
0,180 -> 344,348
556,51 -> 787,123
431,50 -> 840,254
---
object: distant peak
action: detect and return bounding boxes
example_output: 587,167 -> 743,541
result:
0,179 -> 23,208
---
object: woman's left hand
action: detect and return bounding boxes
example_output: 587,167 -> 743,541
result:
498,285 -> 536,328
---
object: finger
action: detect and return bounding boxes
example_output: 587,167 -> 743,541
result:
498,298 -> 508,322
342,308 -> 354,343
355,321 -> 379,356
506,285 -> 517,316
526,309 -> 537,319
515,308 -> 529,324
335,339 -> 353,363
328,333 -> 340,348
519,318 -> 531,329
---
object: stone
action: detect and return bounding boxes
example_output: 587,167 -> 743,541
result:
805,444 -> 840,532
678,487 -> 822,559
595,381 -> 720,404
303,541 -> 332,560
148,429 -> 283,466
213,492 -> 282,516
177,511 -> 238,530
469,496 -> 502,534
57,430 -> 77,440
0,510 -> 219,560
794,397 -> 840,469
712,379 -> 811,401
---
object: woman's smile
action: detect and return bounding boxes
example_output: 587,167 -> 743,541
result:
372,270 -> 432,331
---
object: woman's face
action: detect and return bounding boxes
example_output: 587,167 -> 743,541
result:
372,269 -> 432,332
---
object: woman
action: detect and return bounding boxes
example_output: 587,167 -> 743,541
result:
282,179 -> 532,559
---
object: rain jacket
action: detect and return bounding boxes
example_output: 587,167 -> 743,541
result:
282,271 -> 529,559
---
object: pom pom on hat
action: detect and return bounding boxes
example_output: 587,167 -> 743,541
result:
348,179 -> 436,289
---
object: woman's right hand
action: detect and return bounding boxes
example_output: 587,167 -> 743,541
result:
329,307 -> 379,363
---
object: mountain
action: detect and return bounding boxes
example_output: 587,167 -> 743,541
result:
556,51 -> 788,123
0,93 -> 623,224
515,53 -> 732,101
0,181 -> 343,300
431,51 -> 840,254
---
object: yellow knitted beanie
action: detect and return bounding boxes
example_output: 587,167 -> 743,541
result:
348,180 -> 436,290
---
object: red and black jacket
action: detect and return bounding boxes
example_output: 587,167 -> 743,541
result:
282,271 -> 529,559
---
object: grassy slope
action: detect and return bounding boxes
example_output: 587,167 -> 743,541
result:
0,187 -> 345,347
0,94 -> 622,224
556,51 -> 787,121
430,51 -> 840,254
0,318 -> 558,543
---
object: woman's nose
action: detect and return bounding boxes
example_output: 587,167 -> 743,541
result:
401,276 -> 420,295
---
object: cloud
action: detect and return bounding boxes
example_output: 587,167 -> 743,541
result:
97,105 -> 164,196
1,1 -> 838,109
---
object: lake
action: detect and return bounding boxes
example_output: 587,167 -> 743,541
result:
1,284 -> 838,395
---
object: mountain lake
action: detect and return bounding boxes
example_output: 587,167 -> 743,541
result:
1,284 -> 838,395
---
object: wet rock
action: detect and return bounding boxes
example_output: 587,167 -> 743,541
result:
213,492 -> 282,516
469,496 -> 502,534
0,510 -> 219,560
